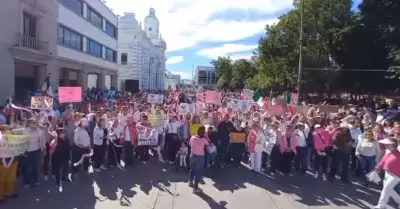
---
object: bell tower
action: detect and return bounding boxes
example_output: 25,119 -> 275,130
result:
144,8 -> 160,39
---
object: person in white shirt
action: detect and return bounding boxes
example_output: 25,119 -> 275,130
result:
108,118 -> 123,168
133,105 -> 144,122
164,114 -> 181,164
92,117 -> 108,172
294,122 -> 309,173
19,118 -> 46,188
118,106 -> 130,127
72,118 -> 91,175
200,111 -> 213,126
355,129 -> 380,183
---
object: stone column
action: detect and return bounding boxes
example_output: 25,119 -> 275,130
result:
36,65 -> 47,89
78,71 -> 88,90
111,74 -> 118,89
0,48 -> 15,99
47,60 -> 60,90
97,71 -> 106,89
63,68 -> 70,86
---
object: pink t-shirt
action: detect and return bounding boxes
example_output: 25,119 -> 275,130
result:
189,136 -> 209,156
378,151 -> 400,177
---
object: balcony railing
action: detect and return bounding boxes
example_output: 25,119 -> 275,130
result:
15,33 -> 49,53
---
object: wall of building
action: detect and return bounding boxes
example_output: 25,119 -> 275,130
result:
58,0 -> 118,70
0,0 -> 59,99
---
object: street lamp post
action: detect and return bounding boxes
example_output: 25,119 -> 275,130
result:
148,57 -> 154,89
297,0 -> 304,105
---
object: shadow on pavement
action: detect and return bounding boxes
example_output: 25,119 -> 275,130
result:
1,159 -> 380,209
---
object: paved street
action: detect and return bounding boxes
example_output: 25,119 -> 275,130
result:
2,160 -> 385,209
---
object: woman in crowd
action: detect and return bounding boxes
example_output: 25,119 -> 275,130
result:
50,127 -> 71,192
355,128 -> 380,184
313,124 -> 331,180
136,114 -> 153,161
72,118 -> 91,176
247,117 -> 266,173
229,120 -> 246,168
164,114 -> 181,164
120,116 -> 137,167
189,126 -> 209,193
330,127 -> 352,183
374,137 -> 400,209
0,125 -> 19,204
264,121 -> 281,174
108,119 -> 123,168
92,117 -> 108,172
19,118 -> 46,188
278,125 -> 297,175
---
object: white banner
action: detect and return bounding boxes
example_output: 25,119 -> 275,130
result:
138,128 -> 158,146
147,94 -> 164,104
0,134 -> 28,158
179,103 -> 195,115
229,99 -> 251,111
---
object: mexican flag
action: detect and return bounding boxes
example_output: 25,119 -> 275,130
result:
252,91 -> 264,107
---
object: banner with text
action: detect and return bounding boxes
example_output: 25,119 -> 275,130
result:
30,96 -> 53,109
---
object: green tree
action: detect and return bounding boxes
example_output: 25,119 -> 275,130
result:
231,59 -> 257,89
210,56 -> 233,89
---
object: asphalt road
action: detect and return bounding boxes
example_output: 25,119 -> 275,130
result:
1,160 -> 387,209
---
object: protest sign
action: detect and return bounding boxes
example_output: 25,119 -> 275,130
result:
270,105 -> 286,116
205,91 -> 221,105
30,96 -> 53,109
242,89 -> 254,100
148,114 -> 165,127
0,134 -> 28,158
179,103 -> 194,115
229,99 -> 251,111
230,132 -> 246,143
58,87 -> 82,103
147,94 -> 164,104
137,128 -> 158,146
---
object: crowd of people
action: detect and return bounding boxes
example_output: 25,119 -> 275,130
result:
0,89 -> 399,209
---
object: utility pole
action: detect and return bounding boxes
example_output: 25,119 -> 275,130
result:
297,0 -> 304,105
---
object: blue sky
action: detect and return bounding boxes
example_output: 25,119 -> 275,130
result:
107,0 -> 361,80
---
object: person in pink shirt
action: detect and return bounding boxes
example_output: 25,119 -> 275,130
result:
375,137 -> 400,209
313,124 -> 331,180
189,126 -> 209,193
278,125 -> 297,175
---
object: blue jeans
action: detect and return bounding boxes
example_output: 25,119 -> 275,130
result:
359,155 -> 376,181
294,146 -> 308,173
207,153 -> 216,166
22,149 -> 41,186
189,155 -> 205,189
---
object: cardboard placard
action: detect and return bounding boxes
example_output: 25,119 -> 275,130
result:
30,96 -> 53,109
230,132 -> 246,143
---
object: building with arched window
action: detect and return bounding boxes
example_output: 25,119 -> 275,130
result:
194,66 -> 217,88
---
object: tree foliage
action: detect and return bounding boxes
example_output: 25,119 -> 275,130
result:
211,0 -> 400,94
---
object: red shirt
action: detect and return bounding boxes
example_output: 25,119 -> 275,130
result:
378,150 -> 400,177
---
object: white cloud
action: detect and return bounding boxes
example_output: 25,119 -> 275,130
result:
196,44 -> 257,59
230,54 -> 254,60
168,71 -> 193,79
166,56 -> 184,64
106,0 -> 292,52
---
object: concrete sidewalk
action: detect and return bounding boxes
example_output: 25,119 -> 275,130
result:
1,160 -> 383,209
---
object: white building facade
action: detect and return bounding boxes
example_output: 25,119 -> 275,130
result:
0,0 -> 119,101
164,71 -> 181,90
58,0 -> 118,89
117,9 -> 166,90
194,66 -> 217,88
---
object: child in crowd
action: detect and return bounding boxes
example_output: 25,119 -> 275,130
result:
177,142 -> 188,167
207,142 -> 217,167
